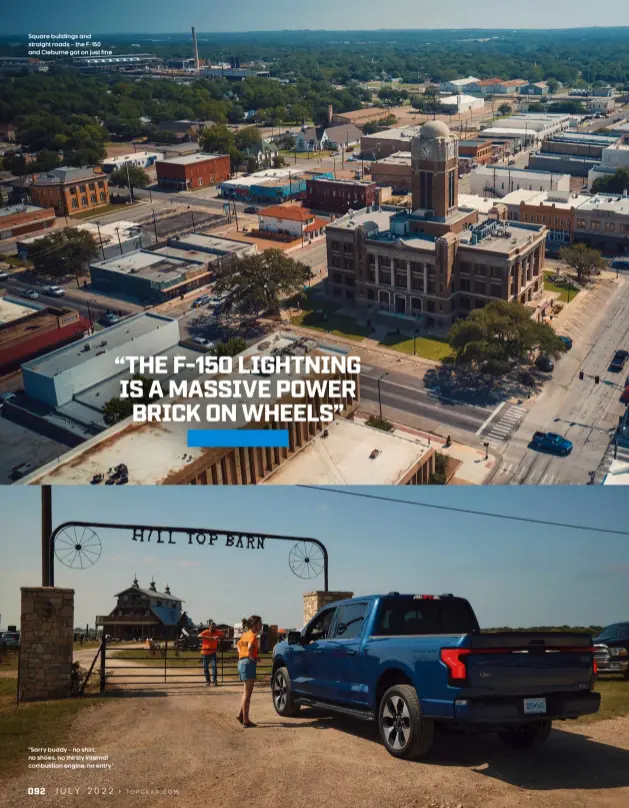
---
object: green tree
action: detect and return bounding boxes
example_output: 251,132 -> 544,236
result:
447,300 -> 565,376
591,167 -> 629,195
29,228 -> 98,280
213,249 -> 312,315
235,126 -> 261,151
103,374 -> 153,426
213,337 -> 247,357
200,123 -> 241,171
362,121 -> 379,135
559,243 -> 607,283
497,103 -> 512,116
108,165 -> 149,200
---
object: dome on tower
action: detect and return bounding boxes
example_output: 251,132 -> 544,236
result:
419,119 -> 450,139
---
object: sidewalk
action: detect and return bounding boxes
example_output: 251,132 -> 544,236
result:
354,411 -> 498,485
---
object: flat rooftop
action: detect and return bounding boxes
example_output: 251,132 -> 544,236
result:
374,151 -> 412,164
22,312 -> 175,377
474,165 -> 569,180
459,218 -> 545,253
90,250 -> 196,283
361,126 -> 420,141
153,246 -> 211,265
0,296 -> 40,325
500,189 -> 591,210
168,232 -> 254,254
20,332 -> 354,485
457,193 -> 501,214
158,152 -> 227,166
18,220 -> 142,247
263,419 -> 432,485
0,204 -> 46,218
221,168 -> 306,188
578,193 -> 629,215
328,206 -> 398,232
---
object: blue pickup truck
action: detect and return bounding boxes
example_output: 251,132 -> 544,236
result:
530,431 -> 573,455
272,594 -> 599,760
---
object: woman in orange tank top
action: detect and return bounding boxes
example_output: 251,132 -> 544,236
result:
237,615 -> 262,728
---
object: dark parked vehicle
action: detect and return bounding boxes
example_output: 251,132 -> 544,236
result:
10,462 -> 35,480
1,631 -> 20,649
593,623 -> 629,679
243,206 -> 260,214
609,350 -> 629,373
536,355 -> 554,372
272,593 -> 599,760
559,336 -> 572,350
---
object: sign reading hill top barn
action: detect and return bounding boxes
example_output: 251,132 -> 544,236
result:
132,528 -> 266,549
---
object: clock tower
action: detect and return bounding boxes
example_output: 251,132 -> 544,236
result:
411,120 -> 459,220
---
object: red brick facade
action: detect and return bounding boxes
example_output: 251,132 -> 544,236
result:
0,207 -> 56,239
306,178 -> 376,214
156,154 -> 231,190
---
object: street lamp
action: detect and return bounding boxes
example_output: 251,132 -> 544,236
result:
377,372 -> 390,420
484,441 -> 490,460
413,328 -> 418,355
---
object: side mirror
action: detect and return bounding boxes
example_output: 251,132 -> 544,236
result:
287,630 -> 301,646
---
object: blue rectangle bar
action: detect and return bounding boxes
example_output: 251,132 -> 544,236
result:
187,429 -> 289,448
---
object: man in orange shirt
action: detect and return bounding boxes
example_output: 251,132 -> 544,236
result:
198,621 -> 224,686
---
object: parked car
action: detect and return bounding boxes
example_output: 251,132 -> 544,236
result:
536,355 -> 554,372
558,335 -> 573,350
192,294 -> 210,308
0,270 -> 9,280
610,259 -> 629,272
192,337 -> 215,349
10,462 -> 36,480
45,285 -> 65,297
1,631 -> 20,649
530,431 -> 573,455
609,349 -> 629,373
23,289 -> 39,299
100,311 -> 119,326
593,623 -> 629,679
272,593 -> 599,760
243,206 -> 260,214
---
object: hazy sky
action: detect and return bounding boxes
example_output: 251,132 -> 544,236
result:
6,1 -> 629,34
0,486 -> 627,632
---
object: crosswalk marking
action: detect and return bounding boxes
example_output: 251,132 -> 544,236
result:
482,404 -> 527,445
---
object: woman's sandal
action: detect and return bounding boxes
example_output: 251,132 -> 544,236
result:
243,721 -> 257,728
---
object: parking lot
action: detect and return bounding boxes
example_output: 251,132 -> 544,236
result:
0,417 -> 73,484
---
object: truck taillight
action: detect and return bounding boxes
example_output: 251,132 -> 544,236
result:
593,660 -> 598,676
440,648 -> 470,680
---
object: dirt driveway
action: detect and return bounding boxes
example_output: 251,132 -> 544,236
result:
1,675 -> 629,808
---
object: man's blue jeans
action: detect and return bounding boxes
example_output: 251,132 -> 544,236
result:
203,653 -> 217,684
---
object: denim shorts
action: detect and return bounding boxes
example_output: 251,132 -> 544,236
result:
238,658 -> 257,681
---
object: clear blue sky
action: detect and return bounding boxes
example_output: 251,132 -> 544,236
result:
0,486 -> 628,632
6,2 -> 629,34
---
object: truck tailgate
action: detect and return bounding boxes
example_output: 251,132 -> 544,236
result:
461,632 -> 594,695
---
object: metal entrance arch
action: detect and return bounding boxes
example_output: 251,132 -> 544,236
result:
46,520 -> 329,590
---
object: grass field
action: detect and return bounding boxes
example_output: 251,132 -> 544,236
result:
69,203 -> 140,220
544,271 -> 580,303
379,332 -> 454,360
0,678 -> 104,779
290,301 -> 370,341
580,678 -> 629,724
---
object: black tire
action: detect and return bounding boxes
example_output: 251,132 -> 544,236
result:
499,720 -> 552,750
272,666 -> 300,717
378,684 -> 434,760
623,668 -> 629,682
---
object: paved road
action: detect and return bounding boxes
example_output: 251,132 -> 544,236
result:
360,366 -> 501,436
487,276 -> 629,485
0,275 -> 142,324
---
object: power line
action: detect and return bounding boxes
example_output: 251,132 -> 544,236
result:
296,486 -> 629,538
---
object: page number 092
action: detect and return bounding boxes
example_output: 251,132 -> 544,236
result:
28,789 -> 46,796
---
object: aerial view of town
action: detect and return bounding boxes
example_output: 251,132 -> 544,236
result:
1,20 -> 629,487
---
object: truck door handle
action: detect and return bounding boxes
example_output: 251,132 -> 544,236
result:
345,649 -> 357,656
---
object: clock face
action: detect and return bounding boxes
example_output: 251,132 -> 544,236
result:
420,142 -> 432,159
446,141 -> 456,160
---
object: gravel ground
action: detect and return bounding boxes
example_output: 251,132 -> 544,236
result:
2,667 -> 629,808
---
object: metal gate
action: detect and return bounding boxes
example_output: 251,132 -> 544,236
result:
95,638 -> 272,692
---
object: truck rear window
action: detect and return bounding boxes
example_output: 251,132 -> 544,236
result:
374,598 -> 479,636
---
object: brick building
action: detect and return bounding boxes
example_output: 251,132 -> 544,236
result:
370,152 -> 412,192
306,177 -> 376,214
156,152 -> 231,190
29,167 -> 109,217
0,299 -> 89,373
325,120 -> 547,333
458,139 -> 495,165
0,205 -> 55,239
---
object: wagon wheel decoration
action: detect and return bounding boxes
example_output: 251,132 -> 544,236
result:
289,541 -> 324,580
54,526 -> 102,569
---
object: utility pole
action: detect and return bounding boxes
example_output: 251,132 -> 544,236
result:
125,162 -> 134,202
95,221 -> 105,261
41,486 -> 52,587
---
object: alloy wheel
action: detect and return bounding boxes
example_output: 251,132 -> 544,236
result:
273,672 -> 287,711
382,695 -> 411,750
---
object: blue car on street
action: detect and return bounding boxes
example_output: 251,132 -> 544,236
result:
530,431 -> 573,455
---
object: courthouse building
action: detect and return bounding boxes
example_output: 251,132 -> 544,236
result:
325,120 -> 548,332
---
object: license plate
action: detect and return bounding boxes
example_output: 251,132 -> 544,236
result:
523,698 -> 547,715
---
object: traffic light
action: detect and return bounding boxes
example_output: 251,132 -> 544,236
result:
595,375 -> 600,384
579,370 -> 584,380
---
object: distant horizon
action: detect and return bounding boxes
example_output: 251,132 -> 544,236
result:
4,0 -> 629,37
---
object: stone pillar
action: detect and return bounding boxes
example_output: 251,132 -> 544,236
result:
374,253 -> 380,286
19,587 -> 74,702
406,260 -> 412,291
303,591 -> 354,625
